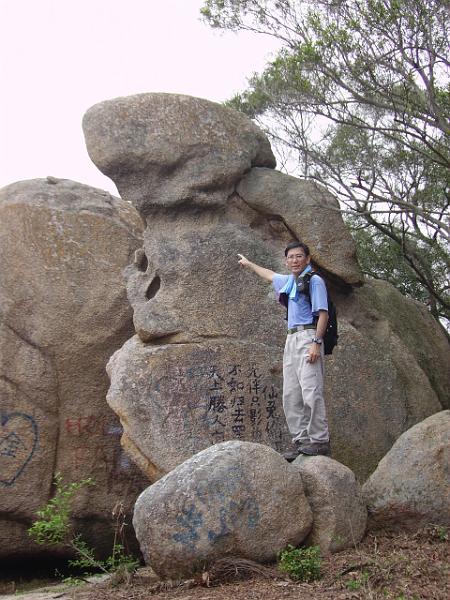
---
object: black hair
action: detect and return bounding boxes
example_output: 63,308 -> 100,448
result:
284,241 -> 310,257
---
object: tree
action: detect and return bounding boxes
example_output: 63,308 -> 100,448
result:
201,0 -> 450,331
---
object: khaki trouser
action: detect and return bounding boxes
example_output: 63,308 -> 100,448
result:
282,329 -> 329,444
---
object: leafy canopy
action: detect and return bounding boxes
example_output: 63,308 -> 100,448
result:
201,0 -> 450,330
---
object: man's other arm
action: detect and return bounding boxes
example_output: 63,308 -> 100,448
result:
315,309 -> 328,340
237,254 -> 275,282
307,309 -> 328,363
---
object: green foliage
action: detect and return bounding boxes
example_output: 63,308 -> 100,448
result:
345,570 -> 369,590
277,544 -> 322,582
347,217 -> 448,310
60,575 -> 86,587
104,544 -> 140,574
436,527 -> 449,542
67,535 -> 106,573
202,0 -> 450,331
28,474 -> 139,585
28,474 -> 94,546
427,524 -> 449,542
67,538 -> 140,584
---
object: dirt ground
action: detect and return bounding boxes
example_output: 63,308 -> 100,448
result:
2,526 -> 449,600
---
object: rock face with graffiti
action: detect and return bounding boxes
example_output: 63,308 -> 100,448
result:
2,93 -> 449,565
83,93 -> 450,483
0,178 -> 149,559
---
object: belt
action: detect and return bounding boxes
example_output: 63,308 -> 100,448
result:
287,324 -> 316,335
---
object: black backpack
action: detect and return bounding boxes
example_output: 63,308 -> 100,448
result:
279,272 -> 339,355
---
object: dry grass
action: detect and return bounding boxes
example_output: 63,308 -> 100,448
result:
75,526 -> 449,600
3,526 -> 448,600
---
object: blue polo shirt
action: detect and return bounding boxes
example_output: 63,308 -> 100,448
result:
272,273 -> 328,329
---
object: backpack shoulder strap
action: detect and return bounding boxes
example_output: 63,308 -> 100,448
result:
300,271 -> 315,301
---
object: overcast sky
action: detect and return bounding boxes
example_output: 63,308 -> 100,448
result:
0,0 -> 280,195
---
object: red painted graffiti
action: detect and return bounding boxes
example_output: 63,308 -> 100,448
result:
64,416 -> 121,437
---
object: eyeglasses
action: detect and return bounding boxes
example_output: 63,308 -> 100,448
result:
286,254 -> 306,261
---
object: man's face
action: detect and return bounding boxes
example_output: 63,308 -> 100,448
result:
285,247 -> 310,276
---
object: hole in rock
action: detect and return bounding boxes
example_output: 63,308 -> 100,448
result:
137,251 -> 148,272
146,275 -> 161,300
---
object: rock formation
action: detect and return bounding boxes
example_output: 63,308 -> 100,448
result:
82,93 -> 276,216
107,336 -> 288,480
293,455 -> 367,553
133,441 -> 313,579
82,93 -> 450,482
363,411 -> 450,530
0,178 -> 149,559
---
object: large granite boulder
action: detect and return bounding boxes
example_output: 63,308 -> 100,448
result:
133,441 -> 313,579
0,178 -> 148,559
82,93 -> 276,215
293,455 -> 367,553
362,411 -> 450,530
83,93 -> 450,482
237,168 -> 361,285
325,279 -> 446,478
107,336 -> 288,480
349,279 -> 450,409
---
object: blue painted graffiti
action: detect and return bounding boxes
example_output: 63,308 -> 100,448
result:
172,465 -> 261,549
207,498 -> 260,543
0,412 -> 38,486
172,504 -> 204,550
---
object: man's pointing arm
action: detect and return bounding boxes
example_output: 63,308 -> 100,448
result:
237,253 -> 275,282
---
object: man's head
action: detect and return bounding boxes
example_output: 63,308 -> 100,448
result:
284,241 -> 311,275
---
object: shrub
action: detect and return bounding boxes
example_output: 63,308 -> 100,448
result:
277,544 -> 322,582
28,473 -> 139,585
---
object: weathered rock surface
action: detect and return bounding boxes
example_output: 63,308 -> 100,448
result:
0,178 -> 148,559
324,279 -> 446,478
83,92 -> 450,483
82,93 -> 276,215
362,411 -> 450,530
293,455 -> 367,553
133,441 -> 313,579
237,168 -> 362,285
107,336 -> 289,480
125,211 -> 290,344
125,188 -> 360,346
350,279 -> 450,410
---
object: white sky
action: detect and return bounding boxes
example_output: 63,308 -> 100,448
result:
0,0 -> 280,195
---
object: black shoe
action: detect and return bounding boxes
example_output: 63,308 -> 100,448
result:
282,441 -> 304,462
298,442 -> 331,456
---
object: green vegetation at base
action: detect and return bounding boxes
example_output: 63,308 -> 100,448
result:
345,570 -> 369,590
277,544 -> 322,582
28,473 -> 139,586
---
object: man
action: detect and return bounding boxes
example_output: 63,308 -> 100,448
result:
238,241 -> 330,461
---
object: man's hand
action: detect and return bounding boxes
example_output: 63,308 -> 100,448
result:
237,253 -> 251,267
237,253 -> 275,282
307,342 -> 321,364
